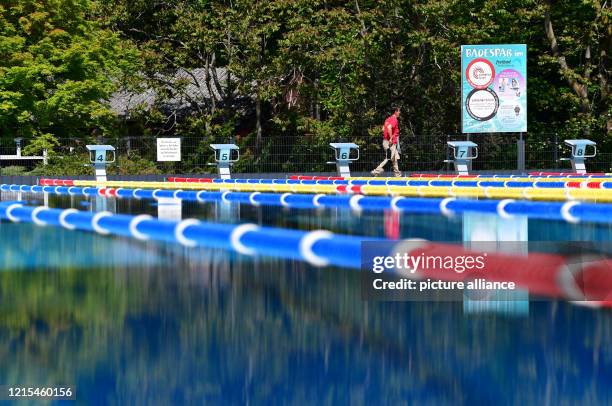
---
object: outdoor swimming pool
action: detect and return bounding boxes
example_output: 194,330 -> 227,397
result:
1,188 -> 612,404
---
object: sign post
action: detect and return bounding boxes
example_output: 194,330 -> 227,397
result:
461,44 -> 527,134
517,133 -> 525,172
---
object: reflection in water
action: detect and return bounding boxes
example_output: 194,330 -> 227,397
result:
0,192 -> 611,403
463,213 -> 530,315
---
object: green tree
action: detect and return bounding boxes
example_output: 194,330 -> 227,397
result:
98,0 -> 610,172
0,0 -> 140,144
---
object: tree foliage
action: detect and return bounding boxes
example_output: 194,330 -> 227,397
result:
1,0 -> 610,161
0,0 -> 139,142
97,0 -> 609,143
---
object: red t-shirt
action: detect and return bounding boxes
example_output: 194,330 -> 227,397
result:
383,115 -> 399,144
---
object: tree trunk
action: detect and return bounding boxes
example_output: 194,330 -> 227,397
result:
543,10 -> 590,112
204,55 -> 217,116
256,90 -> 262,153
314,79 -> 321,121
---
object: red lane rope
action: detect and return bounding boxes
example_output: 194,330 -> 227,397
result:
290,175 -> 346,180
39,179 -> 75,186
166,177 -> 213,183
529,172 -> 607,177
409,174 -> 478,179
97,188 -> 117,197
565,182 -> 605,189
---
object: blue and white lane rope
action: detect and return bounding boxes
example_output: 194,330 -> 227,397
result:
4,184 -> 612,224
4,201 -> 612,306
190,178 -> 612,188
0,202 -> 364,269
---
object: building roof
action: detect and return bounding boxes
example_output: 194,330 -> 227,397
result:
109,67 -> 231,117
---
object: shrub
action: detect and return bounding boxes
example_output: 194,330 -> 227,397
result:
28,155 -> 92,176
0,166 -> 29,176
109,154 -> 161,175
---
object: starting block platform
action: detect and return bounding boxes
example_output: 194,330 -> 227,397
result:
444,141 -> 478,175
559,139 -> 597,174
210,144 -> 239,179
86,145 -> 115,182
327,143 -> 359,177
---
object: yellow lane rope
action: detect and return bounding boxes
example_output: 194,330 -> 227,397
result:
63,180 -> 612,202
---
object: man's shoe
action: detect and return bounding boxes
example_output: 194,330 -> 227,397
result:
370,170 -> 379,177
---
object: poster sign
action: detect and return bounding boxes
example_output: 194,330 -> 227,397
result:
461,44 -> 527,133
156,138 -> 181,161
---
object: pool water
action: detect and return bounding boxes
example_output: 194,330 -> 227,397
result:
1,192 -> 611,404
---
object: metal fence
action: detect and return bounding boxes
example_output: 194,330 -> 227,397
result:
0,133 -> 610,176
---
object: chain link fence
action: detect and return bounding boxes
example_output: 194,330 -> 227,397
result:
1,133 -> 610,177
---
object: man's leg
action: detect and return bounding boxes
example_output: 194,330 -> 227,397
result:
390,144 -> 401,177
392,157 -> 401,177
372,141 -> 390,176
371,158 -> 389,175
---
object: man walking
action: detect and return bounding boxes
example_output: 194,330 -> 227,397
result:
371,107 -> 402,177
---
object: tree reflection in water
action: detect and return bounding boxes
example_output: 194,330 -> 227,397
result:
0,223 -> 611,404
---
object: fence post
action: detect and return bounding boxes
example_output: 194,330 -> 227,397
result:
15,138 -> 22,157
445,134 -> 450,172
553,133 -> 558,168
517,133 -> 525,173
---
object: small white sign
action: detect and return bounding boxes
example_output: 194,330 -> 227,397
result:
156,138 -> 181,161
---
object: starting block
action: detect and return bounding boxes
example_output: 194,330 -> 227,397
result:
444,141 -> 478,175
559,139 -> 596,174
86,145 -> 115,182
328,143 -> 359,177
210,144 -> 239,179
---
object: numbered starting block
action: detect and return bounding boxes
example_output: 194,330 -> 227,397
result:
86,145 -> 115,182
210,144 -> 239,179
560,139 -> 596,174
444,141 -> 478,175
328,143 -> 359,177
